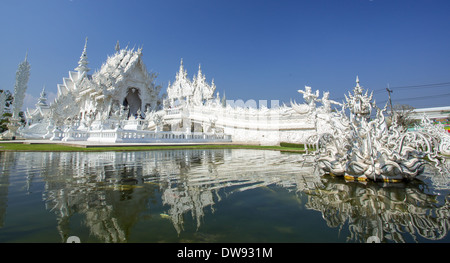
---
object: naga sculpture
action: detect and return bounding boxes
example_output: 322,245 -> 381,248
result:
314,77 -> 450,188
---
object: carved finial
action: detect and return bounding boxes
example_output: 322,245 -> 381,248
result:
36,85 -> 48,107
197,63 -> 204,79
179,58 -> 185,76
354,75 -> 363,94
41,85 -> 46,97
115,40 -> 120,52
75,37 -> 90,74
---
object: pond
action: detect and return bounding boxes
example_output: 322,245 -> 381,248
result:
0,149 -> 449,243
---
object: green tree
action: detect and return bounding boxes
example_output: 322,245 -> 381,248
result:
392,104 -> 419,130
0,90 -> 13,133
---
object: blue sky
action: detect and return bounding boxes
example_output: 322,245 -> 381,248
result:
1,0 -> 450,111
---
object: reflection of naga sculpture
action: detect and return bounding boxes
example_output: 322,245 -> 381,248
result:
314,77 -> 450,188
305,175 -> 450,243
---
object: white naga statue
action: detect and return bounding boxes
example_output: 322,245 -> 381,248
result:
313,77 -> 450,188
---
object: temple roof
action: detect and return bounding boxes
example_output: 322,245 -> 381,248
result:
167,59 -> 216,106
55,43 -> 151,101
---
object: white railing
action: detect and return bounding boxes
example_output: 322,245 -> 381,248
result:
165,108 -> 182,116
57,128 -> 231,143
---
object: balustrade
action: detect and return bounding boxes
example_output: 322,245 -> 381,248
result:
53,127 -> 231,143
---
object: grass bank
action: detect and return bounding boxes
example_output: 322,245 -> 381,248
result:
0,142 -> 311,153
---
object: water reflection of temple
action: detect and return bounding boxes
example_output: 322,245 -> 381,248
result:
157,150 -> 321,234
0,149 -> 449,242
1,150 -> 321,242
0,152 -> 14,228
305,175 -> 450,242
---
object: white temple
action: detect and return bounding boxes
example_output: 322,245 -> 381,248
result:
17,39 -> 338,145
3,39 -> 450,186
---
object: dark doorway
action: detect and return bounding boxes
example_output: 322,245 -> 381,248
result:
123,88 -> 142,118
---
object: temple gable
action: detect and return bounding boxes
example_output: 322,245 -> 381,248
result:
47,40 -> 163,126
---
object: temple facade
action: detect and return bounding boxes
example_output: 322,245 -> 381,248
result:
18,39 -> 340,145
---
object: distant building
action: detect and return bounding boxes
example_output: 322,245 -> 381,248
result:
410,106 -> 450,133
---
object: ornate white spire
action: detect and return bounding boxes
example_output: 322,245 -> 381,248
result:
221,90 -> 226,107
12,53 -> 31,119
0,90 -> 7,118
177,58 -> 188,81
36,86 -> 48,107
179,58 -> 184,72
196,63 -> 206,82
354,75 -> 363,94
75,37 -> 90,74
115,40 -> 120,53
